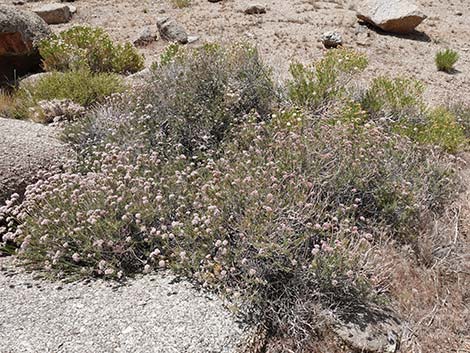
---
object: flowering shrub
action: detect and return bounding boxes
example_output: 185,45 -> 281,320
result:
39,26 -> 144,74
0,46 -> 461,350
0,112 -> 456,348
287,48 -> 368,111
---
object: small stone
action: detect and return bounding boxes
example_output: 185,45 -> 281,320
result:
321,31 -> 343,48
244,4 -> 266,15
187,35 -> 199,44
133,27 -> 156,47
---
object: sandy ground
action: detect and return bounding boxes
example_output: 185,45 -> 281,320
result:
4,0 -> 469,105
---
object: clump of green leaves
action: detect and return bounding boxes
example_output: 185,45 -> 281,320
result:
10,70 -> 125,120
38,26 -> 144,74
395,107 -> 466,153
435,49 -> 459,73
287,48 -> 368,110
362,76 -> 425,119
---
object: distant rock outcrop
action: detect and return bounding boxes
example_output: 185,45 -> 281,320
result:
356,0 -> 427,34
0,5 -> 51,85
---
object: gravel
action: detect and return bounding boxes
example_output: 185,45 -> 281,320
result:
0,257 -> 247,353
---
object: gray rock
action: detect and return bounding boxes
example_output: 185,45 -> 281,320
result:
0,5 -> 51,85
157,17 -> 188,44
19,71 -> 53,87
244,4 -> 266,15
0,257 -> 248,353
332,306 -> 402,353
133,27 -> 156,47
0,117 -> 71,205
356,0 -> 427,34
33,3 -> 72,25
321,31 -> 343,48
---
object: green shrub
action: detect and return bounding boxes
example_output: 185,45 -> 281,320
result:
287,48 -> 368,110
1,115 -> 456,349
362,76 -> 425,119
39,26 -> 144,74
19,70 -> 124,106
394,107 -> 467,153
10,70 -> 125,121
435,49 -> 459,73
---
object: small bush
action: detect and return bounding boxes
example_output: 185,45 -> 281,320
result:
0,90 -> 21,119
39,26 -> 144,74
287,48 -> 368,110
7,70 -> 125,121
362,76 -> 425,119
395,107 -> 467,153
18,70 -> 124,110
435,49 -> 459,73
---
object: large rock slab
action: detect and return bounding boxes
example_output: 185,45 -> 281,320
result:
356,0 -> 426,34
32,3 -> 72,25
0,5 -> 51,85
0,117 -> 70,205
0,257 -> 247,353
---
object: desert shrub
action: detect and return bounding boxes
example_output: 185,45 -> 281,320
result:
13,70 -> 125,118
361,76 -> 425,119
1,71 -> 124,120
38,26 -> 144,74
65,43 -> 275,156
0,44 -> 461,351
287,48 -> 368,110
360,78 -> 467,152
435,49 -> 459,73
394,107 -> 467,153
1,112 -> 456,349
